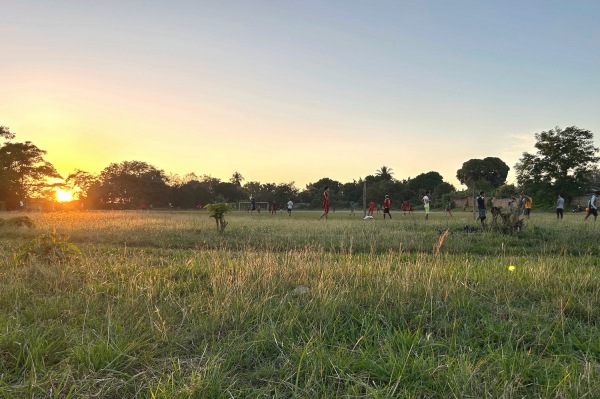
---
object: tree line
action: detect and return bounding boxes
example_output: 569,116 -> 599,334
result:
1,125 -> 598,210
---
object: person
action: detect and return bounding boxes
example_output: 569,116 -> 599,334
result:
556,194 -> 565,220
584,191 -> 598,222
422,191 -> 431,220
401,200 -> 408,216
271,201 -> 277,215
523,195 -> 532,219
349,201 -> 356,216
319,187 -> 330,220
508,197 -> 516,211
383,195 -> 392,219
287,199 -> 293,216
368,200 -> 375,216
477,191 -> 486,226
408,202 -> 413,214
251,197 -> 257,215
445,200 -> 453,217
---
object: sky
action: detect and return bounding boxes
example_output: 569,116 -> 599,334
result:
2,0 -> 600,190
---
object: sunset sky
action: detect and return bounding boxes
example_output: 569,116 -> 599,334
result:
2,1 -> 600,189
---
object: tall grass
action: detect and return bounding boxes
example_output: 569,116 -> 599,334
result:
0,210 -> 599,397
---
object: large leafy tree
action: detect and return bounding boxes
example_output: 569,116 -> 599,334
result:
171,179 -> 213,209
408,171 -> 444,193
272,182 -> 299,206
65,169 -> 99,202
456,157 -> 509,189
93,161 -> 169,208
515,126 -> 599,199
214,181 -> 245,202
0,128 -> 60,209
299,178 -> 342,207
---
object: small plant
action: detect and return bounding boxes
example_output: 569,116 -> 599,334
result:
16,229 -> 81,263
204,202 -> 233,233
0,215 -> 35,228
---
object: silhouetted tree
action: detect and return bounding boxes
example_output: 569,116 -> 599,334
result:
230,171 -> 244,186
93,161 -> 169,208
0,137 -> 60,209
375,165 -> 394,181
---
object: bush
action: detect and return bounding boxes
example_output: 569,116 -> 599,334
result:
0,216 -> 35,228
17,229 -> 81,263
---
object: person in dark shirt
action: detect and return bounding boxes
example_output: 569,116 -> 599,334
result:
477,191 -> 486,226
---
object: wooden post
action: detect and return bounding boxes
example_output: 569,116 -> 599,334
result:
363,180 -> 367,217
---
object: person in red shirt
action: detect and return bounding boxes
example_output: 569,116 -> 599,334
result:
319,186 -> 330,220
368,200 -> 375,216
383,195 -> 392,219
401,200 -> 408,215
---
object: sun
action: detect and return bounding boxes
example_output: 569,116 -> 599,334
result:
55,188 -> 74,202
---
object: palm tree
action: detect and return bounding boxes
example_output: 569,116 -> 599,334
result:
230,171 -> 244,186
375,166 -> 394,181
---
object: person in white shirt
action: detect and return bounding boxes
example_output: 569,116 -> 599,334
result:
287,199 -> 293,216
422,191 -> 430,220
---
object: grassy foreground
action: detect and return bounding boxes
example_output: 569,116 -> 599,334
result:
0,210 -> 599,398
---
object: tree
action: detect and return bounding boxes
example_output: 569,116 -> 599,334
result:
588,167 -> 600,190
0,126 -> 16,141
94,161 -> 169,208
215,182 -> 245,202
300,178 -> 342,207
170,179 -> 213,209
375,166 -> 394,181
272,182 -> 298,206
0,140 -> 60,209
456,157 -> 509,189
230,171 -> 244,186
243,181 -> 262,200
408,171 -> 444,193
65,169 -> 99,201
496,184 -> 518,198
515,126 -> 599,200
433,182 -> 455,198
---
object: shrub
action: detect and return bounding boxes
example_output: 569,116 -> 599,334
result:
16,229 -> 81,263
204,203 -> 233,233
0,216 -> 35,228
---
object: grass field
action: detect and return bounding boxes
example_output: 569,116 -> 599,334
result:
1,209 -> 599,398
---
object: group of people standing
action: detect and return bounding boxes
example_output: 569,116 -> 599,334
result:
318,187 -> 599,223
319,187 -> 433,220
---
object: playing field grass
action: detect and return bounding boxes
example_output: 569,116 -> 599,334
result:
1,209 -> 599,398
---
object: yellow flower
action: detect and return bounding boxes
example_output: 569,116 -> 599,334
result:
508,265 -> 516,271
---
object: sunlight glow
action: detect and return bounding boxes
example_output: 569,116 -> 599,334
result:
55,188 -> 74,202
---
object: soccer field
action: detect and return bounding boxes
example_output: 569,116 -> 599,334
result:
1,210 -> 599,398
